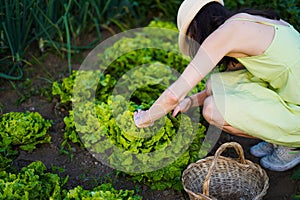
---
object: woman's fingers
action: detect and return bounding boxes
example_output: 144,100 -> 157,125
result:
172,106 -> 180,117
134,110 -> 152,128
135,96 -> 194,127
172,98 -> 191,117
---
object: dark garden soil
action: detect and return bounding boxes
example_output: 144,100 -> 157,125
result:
0,40 -> 299,200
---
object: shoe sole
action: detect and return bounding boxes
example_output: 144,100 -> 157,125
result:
260,155 -> 300,172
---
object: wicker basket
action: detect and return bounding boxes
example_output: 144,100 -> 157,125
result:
182,142 -> 269,200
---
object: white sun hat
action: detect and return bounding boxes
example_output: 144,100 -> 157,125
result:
177,0 -> 224,56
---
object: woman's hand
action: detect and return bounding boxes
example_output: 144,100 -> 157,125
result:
172,90 -> 209,117
134,109 -> 154,128
172,97 -> 192,117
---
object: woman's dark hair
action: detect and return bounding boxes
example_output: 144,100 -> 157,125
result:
186,2 -> 280,69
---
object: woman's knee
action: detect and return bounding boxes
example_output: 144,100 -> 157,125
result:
202,96 -> 225,126
205,78 -> 212,96
202,96 -> 214,123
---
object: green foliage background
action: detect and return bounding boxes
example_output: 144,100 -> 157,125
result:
0,0 -> 299,198
0,0 -> 299,80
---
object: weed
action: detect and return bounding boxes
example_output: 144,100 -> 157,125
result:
292,168 -> 300,200
51,165 -> 66,175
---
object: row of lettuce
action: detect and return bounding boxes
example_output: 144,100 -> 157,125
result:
0,21 -> 207,199
0,111 -> 142,199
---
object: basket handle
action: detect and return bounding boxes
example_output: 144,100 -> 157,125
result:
202,142 -> 246,197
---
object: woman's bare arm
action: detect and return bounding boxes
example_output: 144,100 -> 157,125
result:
134,22 -> 238,128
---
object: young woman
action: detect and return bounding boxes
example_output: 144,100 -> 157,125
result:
134,0 -> 300,172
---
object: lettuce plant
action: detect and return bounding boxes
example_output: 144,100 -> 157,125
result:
0,111 -> 52,152
52,20 -> 207,191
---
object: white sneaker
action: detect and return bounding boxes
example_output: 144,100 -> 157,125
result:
260,145 -> 300,172
250,142 -> 274,157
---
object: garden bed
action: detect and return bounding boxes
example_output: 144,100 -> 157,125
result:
1,49 -> 299,199
1,0 -> 299,199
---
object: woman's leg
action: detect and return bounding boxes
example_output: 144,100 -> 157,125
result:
202,95 -> 257,139
203,76 -> 300,172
